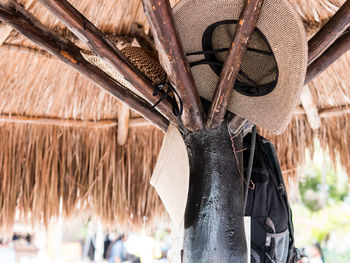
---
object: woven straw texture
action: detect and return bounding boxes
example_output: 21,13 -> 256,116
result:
81,47 -> 165,99
173,0 -> 308,134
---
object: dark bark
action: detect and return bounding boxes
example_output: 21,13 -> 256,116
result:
308,0 -> 350,65
207,0 -> 264,129
305,30 -> 350,84
0,2 -> 169,132
142,0 -> 205,131
183,123 -> 247,263
39,0 -> 182,128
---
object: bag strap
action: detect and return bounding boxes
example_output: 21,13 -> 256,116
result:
244,126 -> 257,209
261,139 -> 296,248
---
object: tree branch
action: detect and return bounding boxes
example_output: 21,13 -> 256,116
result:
305,30 -> 350,84
308,0 -> 350,65
207,0 -> 264,129
39,0 -> 182,128
142,0 -> 204,131
0,2 -> 169,132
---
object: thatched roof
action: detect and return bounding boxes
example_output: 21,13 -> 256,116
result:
0,0 -> 349,231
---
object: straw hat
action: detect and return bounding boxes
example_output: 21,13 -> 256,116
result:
173,0 -> 308,134
150,0 -> 307,226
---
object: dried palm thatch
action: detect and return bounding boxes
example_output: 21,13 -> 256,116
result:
0,0 -> 349,231
0,123 -> 165,233
261,37 -> 350,183
0,0 -> 171,231
291,0 -> 345,35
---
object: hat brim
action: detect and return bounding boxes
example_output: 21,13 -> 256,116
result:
150,124 -> 189,227
173,0 -> 307,134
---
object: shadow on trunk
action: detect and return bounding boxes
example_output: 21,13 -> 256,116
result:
183,123 -> 247,263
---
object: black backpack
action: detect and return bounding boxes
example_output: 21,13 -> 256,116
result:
243,131 -> 302,263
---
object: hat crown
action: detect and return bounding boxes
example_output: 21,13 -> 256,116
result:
173,0 -> 307,134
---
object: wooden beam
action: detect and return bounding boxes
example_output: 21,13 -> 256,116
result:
129,118 -> 151,127
207,0 -> 264,129
0,114 -> 118,128
308,0 -> 350,65
0,2 -> 169,132
294,105 -> 350,119
142,0 -> 204,131
39,0 -> 182,129
319,105 -> 350,118
305,30 -> 350,84
300,86 -> 321,129
117,102 -> 130,145
0,114 -> 151,129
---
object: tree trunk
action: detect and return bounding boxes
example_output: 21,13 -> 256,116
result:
183,123 -> 247,263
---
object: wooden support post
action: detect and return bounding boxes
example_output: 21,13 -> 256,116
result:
319,105 -> 350,118
305,30 -> 350,84
294,105 -> 350,119
0,2 -> 169,132
300,86 -> 321,129
308,0 -> 350,65
117,103 -> 130,145
207,0 -> 264,129
0,114 -> 152,129
183,123 -> 247,262
39,0 -> 182,128
142,0 -> 204,131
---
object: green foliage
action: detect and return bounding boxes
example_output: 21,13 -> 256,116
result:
324,250 -> 350,263
299,159 -> 348,211
293,149 -> 350,262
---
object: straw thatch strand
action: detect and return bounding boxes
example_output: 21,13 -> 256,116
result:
0,1 -> 169,131
259,114 -> 316,184
318,114 -> 350,176
290,0 -> 346,36
1,0 -> 350,231
38,0 -> 181,129
308,0 -> 350,64
0,123 -> 166,232
306,30 -> 350,84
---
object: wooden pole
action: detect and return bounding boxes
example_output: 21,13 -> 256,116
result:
308,0 -> 350,65
142,0 -> 204,131
0,114 -> 150,129
294,105 -> 350,119
305,30 -> 350,84
300,86 -> 321,129
117,102 -> 130,145
0,2 -> 169,132
319,105 -> 350,118
39,0 -> 181,128
183,123 -> 247,262
207,0 -> 264,129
